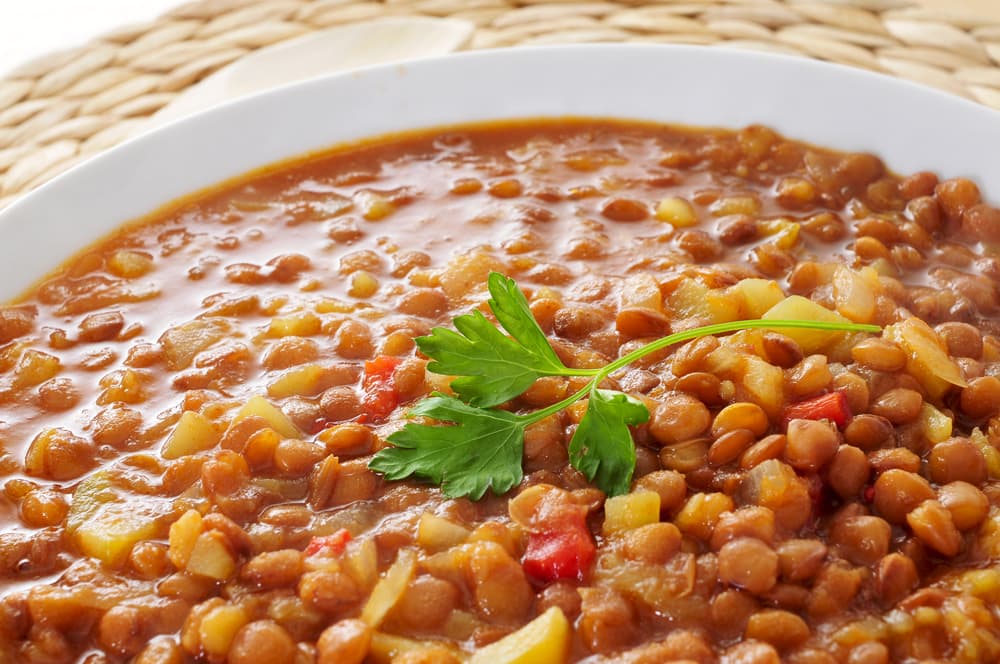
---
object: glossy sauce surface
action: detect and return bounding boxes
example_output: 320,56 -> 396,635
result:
2,120 -> 1000,663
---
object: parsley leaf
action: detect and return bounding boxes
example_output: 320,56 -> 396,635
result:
415,273 -> 573,408
370,394 -> 526,499
486,272 -> 566,372
416,312 -> 553,408
370,272 -> 883,500
569,389 -> 650,497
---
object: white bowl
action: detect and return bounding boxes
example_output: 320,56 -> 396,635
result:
2,44 -> 999,301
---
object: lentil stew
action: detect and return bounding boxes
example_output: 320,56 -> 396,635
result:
3,119 -> 1000,663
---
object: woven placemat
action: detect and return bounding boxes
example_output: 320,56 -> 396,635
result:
1,0 -> 999,210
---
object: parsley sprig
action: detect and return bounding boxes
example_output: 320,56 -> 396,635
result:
369,273 -> 880,499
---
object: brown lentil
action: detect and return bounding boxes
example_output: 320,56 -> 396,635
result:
649,393 -> 711,445
960,376 -> 1000,419
826,446 -> 869,500
873,469 -> 936,524
718,538 -> 778,595
927,437 -> 987,486
869,388 -> 923,425
4,119 -> 1000,664
784,419 -> 839,472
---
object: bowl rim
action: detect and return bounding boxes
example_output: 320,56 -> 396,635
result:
2,42 -> 999,301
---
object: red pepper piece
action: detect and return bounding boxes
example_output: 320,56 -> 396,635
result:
304,528 -> 352,557
782,391 -> 851,428
522,525 -> 596,583
360,355 -> 402,423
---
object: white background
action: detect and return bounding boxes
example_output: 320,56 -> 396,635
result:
0,0 -> 182,75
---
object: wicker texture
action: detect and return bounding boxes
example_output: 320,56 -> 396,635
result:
1,0 -> 999,208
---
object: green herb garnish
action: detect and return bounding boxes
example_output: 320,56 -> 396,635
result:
415,274 -> 593,408
370,273 -> 880,499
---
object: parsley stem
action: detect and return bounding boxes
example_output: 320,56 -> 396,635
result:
375,266 -> 887,501
596,319 -> 879,383
517,318 -> 878,427
556,367 -> 602,377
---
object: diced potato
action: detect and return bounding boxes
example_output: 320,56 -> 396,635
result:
417,513 -> 471,553
705,289 -> 741,323
268,312 -> 322,338
65,472 -> 111,535
0,341 -> 27,372
961,569 -> 1000,603
621,274 -> 663,312
742,459 -> 812,531
67,472 -> 172,567
469,606 -> 570,664
349,271 -> 380,298
168,509 -> 203,568
741,355 -> 785,419
316,298 -> 358,314
344,537 -> 379,591
107,250 -> 154,278
711,195 -> 761,217
758,219 -> 799,250
357,191 -> 396,221
159,319 -> 232,370
920,403 -> 953,445
703,345 -> 746,377
669,279 -> 739,323
97,368 -> 146,405
199,604 -> 249,659
762,295 -> 851,354
161,411 -> 220,459
604,491 -> 661,535
729,279 -> 785,319
774,223 -> 800,251
233,395 -> 301,438
12,349 -> 60,389
267,364 -> 329,399
369,633 -> 460,664
437,252 -> 506,301
655,197 -> 698,227
884,318 -> 967,400
971,429 -> 1000,479
186,530 -> 237,580
668,278 -> 710,319
361,548 -> 416,627
75,502 -> 162,567
832,266 -> 877,323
